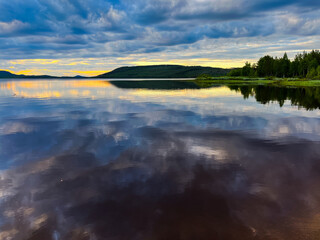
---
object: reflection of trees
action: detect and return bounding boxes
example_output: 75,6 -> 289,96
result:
228,86 -> 255,99
110,80 -> 320,110
229,85 -> 320,110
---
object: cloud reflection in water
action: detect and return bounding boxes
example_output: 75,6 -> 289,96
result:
0,80 -> 320,239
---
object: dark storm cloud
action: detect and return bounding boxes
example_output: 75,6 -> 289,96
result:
0,0 -> 320,59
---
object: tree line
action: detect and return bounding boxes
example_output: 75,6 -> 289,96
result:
228,50 -> 320,78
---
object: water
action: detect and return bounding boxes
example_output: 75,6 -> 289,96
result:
0,79 -> 320,240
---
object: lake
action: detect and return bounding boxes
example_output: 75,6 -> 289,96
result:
1,79 -> 320,240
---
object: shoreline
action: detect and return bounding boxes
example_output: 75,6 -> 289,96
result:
194,77 -> 320,87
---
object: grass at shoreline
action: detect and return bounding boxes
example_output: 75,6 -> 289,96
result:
194,76 -> 320,87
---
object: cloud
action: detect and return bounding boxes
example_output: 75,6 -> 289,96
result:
0,0 -> 320,74
276,12 -> 320,35
0,20 -> 30,36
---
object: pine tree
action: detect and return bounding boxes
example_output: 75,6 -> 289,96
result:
307,68 -> 317,79
317,66 -> 320,78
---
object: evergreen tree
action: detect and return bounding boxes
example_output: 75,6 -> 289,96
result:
306,68 -> 316,79
242,62 -> 251,76
237,50 -> 320,78
280,53 -> 290,77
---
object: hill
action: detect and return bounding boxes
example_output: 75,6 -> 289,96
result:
0,70 -> 19,78
0,70 -> 58,79
0,70 -> 84,79
97,65 -> 231,78
0,65 -> 231,79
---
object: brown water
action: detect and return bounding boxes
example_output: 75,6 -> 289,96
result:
0,79 -> 320,240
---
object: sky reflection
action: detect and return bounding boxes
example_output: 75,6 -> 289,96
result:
0,80 -> 320,239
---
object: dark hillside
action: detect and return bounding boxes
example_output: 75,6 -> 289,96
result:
0,71 -> 18,78
97,65 -> 230,78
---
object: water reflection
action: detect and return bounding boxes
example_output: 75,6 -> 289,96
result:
2,80 -> 320,111
0,80 -> 111,99
110,80 -> 201,90
229,85 -> 320,110
0,80 -> 320,240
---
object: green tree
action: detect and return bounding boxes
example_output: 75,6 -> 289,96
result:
237,49 -> 320,78
242,62 -> 251,76
273,57 -> 281,77
280,53 -> 290,77
257,56 -> 274,77
317,66 -> 320,78
307,68 -> 317,79
290,60 -> 299,77
228,68 -> 242,76
309,59 -> 318,71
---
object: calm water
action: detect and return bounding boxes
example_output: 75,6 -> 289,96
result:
1,79 -> 320,240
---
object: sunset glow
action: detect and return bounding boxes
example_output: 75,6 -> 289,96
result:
0,1 -> 319,76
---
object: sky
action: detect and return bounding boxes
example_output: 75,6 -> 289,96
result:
0,0 -> 320,76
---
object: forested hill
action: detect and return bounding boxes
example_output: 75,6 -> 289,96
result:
96,65 -> 231,78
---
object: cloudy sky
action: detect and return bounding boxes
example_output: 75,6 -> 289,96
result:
0,0 -> 320,76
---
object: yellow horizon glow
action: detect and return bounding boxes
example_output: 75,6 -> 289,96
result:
1,58 -> 253,77
130,59 -> 250,68
69,70 -> 109,76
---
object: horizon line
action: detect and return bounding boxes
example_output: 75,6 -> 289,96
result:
0,64 -> 236,77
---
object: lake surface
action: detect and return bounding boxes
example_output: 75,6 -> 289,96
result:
1,79 -> 320,240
